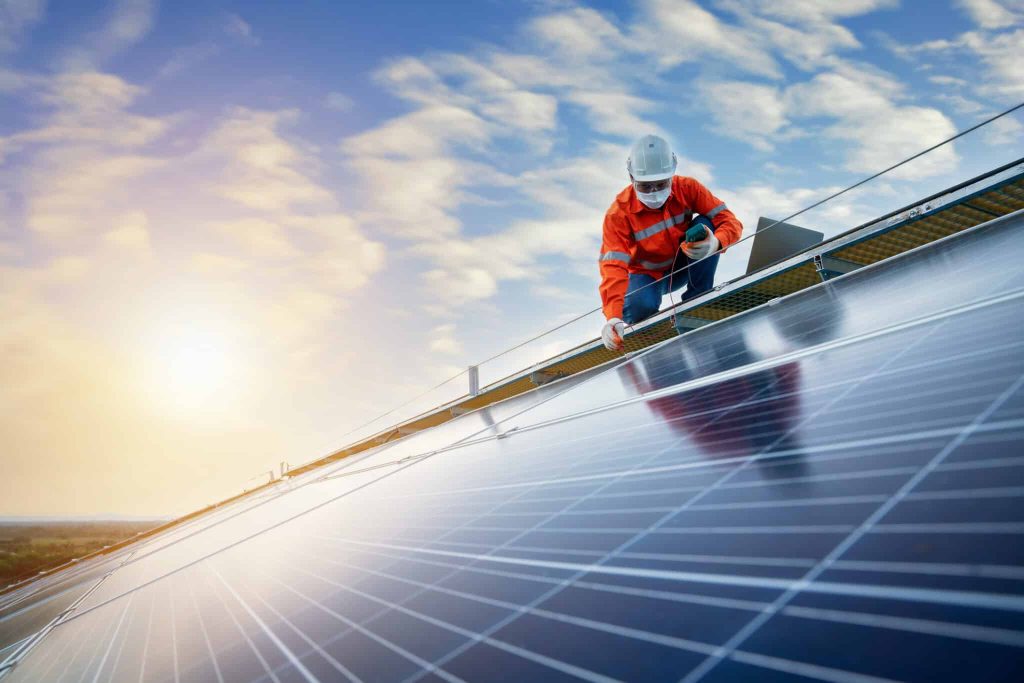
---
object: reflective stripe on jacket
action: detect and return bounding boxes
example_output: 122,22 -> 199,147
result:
598,176 -> 743,320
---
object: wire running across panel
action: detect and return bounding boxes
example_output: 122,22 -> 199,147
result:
7,214 -> 1024,682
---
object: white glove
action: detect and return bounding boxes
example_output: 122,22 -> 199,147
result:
601,317 -> 627,351
681,228 -> 720,260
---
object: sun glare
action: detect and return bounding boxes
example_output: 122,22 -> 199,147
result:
148,324 -> 237,412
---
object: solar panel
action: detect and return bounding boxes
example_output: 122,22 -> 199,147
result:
3,210 -> 1023,682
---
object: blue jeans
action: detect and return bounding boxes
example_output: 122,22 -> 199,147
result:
622,216 -> 720,325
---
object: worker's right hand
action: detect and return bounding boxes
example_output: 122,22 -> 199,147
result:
601,318 -> 627,351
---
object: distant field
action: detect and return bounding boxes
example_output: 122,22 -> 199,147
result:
0,521 -> 163,587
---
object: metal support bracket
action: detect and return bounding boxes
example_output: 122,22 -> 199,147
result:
814,254 -> 863,282
468,365 -> 480,396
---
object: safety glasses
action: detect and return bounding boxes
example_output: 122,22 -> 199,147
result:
633,178 -> 671,194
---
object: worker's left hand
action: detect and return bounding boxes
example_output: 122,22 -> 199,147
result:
681,228 -> 720,260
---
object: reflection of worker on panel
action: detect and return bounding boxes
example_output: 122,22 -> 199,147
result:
623,342 -> 804,461
621,283 -> 846,465
599,135 -> 744,351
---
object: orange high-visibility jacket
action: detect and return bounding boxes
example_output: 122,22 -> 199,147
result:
598,176 -> 743,320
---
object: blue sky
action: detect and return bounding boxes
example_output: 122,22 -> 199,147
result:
1,0 -> 1022,516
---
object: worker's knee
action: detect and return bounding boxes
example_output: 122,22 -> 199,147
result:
623,288 -> 660,324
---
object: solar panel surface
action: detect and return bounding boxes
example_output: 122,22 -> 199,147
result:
0,360 -> 622,660
4,210 -> 1024,682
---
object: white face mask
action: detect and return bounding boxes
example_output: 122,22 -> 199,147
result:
637,187 -> 671,209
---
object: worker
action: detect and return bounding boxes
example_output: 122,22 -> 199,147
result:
599,134 -> 743,351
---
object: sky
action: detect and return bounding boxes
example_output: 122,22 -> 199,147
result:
1,0 -> 1022,518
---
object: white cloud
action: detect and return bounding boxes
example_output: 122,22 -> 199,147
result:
429,323 -> 463,355
714,0 -> 877,72
423,267 -> 498,307
565,90 -> 663,140
896,17 -> 1023,104
928,75 -> 969,88
728,0 -> 899,22
7,72 -> 168,150
206,108 -> 335,213
700,81 -> 788,150
344,105 -> 490,159
785,65 -> 958,179
528,6 -> 631,62
158,42 -> 220,78
957,0 -> 1021,29
638,0 -> 781,78
431,54 -> 559,135
6,72 -> 170,240
935,93 -> 985,114
958,30 -> 1024,100
103,211 -> 150,252
982,115 -> 1023,146
60,0 -> 158,70
225,13 -> 258,45
0,0 -> 46,53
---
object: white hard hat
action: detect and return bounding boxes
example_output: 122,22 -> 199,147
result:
626,134 -> 677,182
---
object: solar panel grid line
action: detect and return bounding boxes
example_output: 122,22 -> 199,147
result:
63,591 -> 127,681
725,650 -> 901,683
871,522 -> 1024,534
907,484 -> 1024,501
830,559 -> 1024,581
187,576 -> 227,683
688,495 -> 891,511
169,582 -> 181,683
197,571 -> 284,683
780,604 -> 1024,648
388,523 -> 859,536
244,582 -> 361,683
676,372 -> 1024,683
138,591 -> 155,681
37,622 -> 85,682
87,591 -> 134,683
208,564 -> 320,683
101,588 -> 139,683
